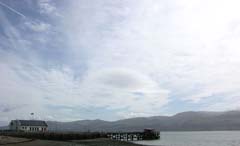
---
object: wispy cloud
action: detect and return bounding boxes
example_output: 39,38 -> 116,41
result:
38,0 -> 60,17
25,21 -> 51,32
0,1 -> 26,18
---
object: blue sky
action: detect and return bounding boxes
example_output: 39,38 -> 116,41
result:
1,0 -> 240,124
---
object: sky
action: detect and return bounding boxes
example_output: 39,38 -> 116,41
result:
1,0 -> 240,124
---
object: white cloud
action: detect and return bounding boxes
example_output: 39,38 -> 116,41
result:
204,96 -> 240,111
0,55 -> 169,121
25,21 -> 51,32
48,0 -> 240,113
2,0 -> 240,122
79,68 -> 169,112
38,0 -> 58,15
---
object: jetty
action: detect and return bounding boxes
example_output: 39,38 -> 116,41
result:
107,129 -> 160,141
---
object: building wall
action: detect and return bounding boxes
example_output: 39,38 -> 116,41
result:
9,120 -> 48,132
19,126 -> 47,132
9,120 -> 19,131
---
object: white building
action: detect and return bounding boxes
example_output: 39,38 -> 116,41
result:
9,120 -> 48,132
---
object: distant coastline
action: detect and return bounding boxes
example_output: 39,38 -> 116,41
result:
46,110 -> 240,132
1,110 -> 240,132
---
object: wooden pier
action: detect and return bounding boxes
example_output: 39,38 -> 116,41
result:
107,129 -> 160,141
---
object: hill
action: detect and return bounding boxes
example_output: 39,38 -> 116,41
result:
46,110 -> 240,132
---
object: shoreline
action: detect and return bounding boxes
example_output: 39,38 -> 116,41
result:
72,138 -> 147,146
0,136 -> 148,146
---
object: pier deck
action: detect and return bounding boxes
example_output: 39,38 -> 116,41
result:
107,129 -> 160,141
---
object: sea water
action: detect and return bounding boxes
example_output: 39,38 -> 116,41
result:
134,131 -> 240,146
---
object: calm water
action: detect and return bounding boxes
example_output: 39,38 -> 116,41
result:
134,131 -> 240,146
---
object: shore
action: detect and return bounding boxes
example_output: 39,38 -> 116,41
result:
72,138 -> 146,146
0,136 -> 147,146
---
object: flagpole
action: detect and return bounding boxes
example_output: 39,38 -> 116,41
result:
30,113 -> 34,120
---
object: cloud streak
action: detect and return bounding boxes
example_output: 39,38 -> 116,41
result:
0,1 -> 26,18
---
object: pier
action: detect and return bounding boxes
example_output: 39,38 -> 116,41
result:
107,129 -> 160,141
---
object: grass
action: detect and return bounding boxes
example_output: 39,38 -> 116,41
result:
0,136 -> 147,146
0,131 -> 106,141
72,138 -> 146,146
5,140 -> 77,146
0,136 -> 31,145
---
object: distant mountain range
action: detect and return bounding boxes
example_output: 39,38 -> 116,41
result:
46,110 -> 240,132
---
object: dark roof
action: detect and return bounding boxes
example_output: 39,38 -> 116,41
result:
17,120 -> 48,127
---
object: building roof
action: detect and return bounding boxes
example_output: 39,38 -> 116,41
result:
15,120 -> 48,127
